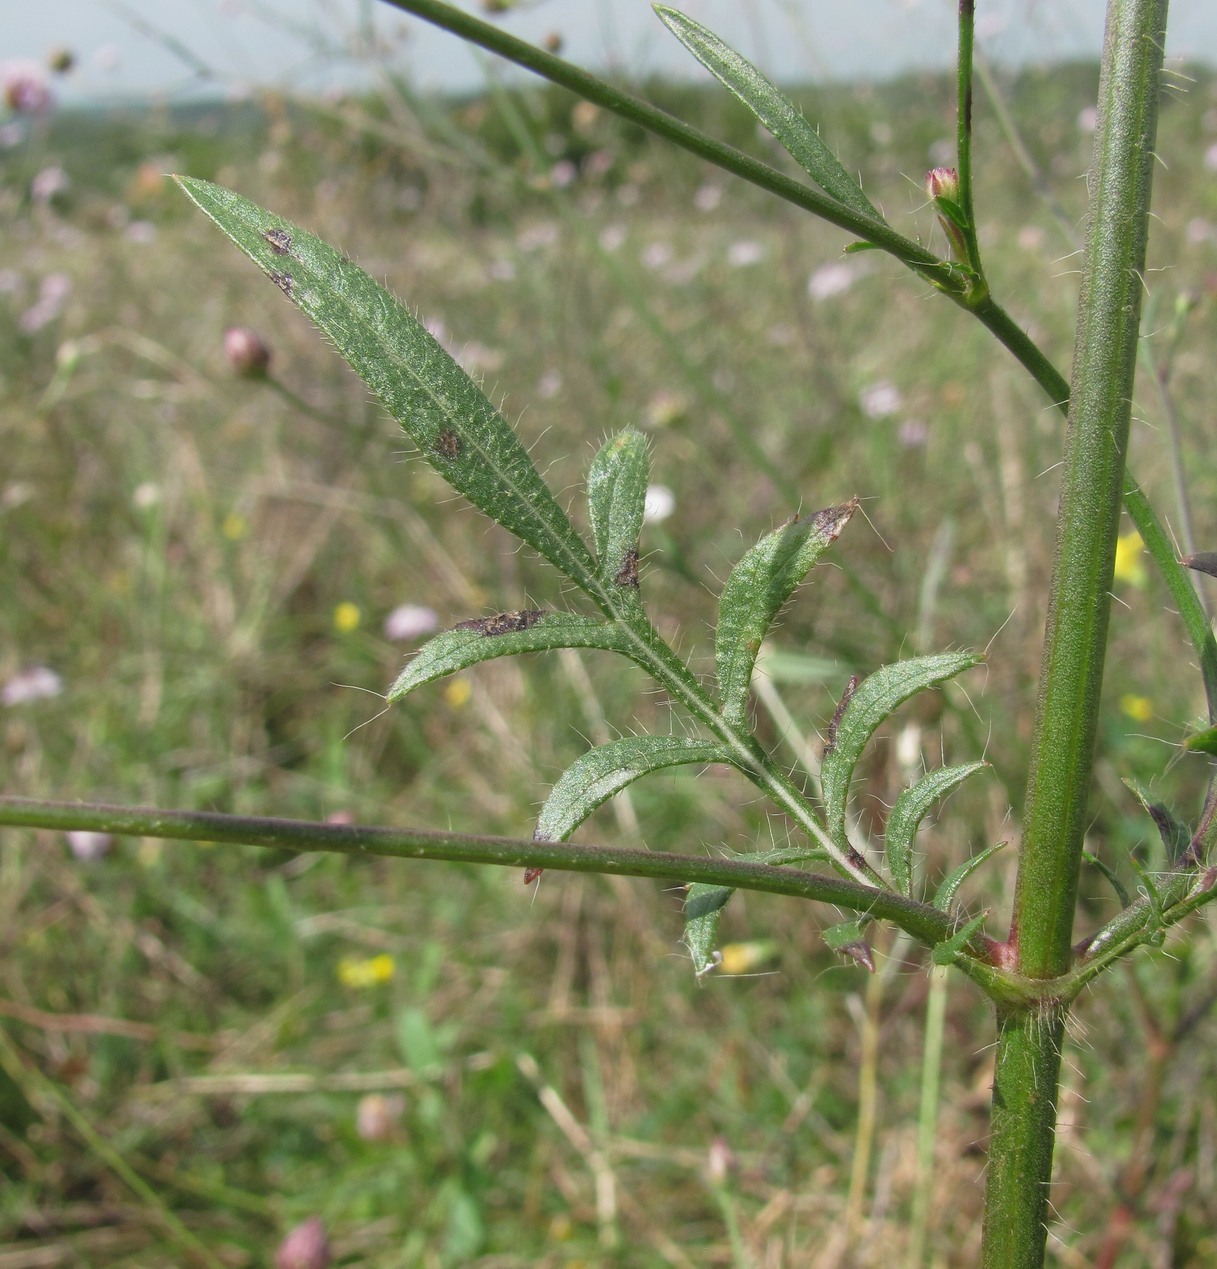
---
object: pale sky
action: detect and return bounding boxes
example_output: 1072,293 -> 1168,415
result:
6,1 -> 1217,106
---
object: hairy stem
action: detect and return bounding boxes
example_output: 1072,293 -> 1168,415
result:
982,2 -> 1170,1263
0,796 -> 961,952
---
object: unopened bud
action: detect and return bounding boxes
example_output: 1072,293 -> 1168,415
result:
543,32 -> 564,54
224,326 -> 271,377
925,167 -> 968,262
275,1217 -> 330,1269
706,1137 -> 736,1187
925,165 -> 959,202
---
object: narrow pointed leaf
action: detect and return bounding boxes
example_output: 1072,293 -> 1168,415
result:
587,429 -> 649,592
885,761 -> 988,896
1181,551 -> 1217,579
535,736 -> 735,843
1082,849 -> 1131,909
175,177 -> 597,589
388,613 -> 630,701
821,651 -> 982,848
1183,724 -> 1217,756
932,842 -> 1005,913
684,883 -> 730,976
653,7 -> 881,222
822,918 -> 874,971
681,842 -> 831,973
715,500 -> 857,727
931,914 -> 988,967
1124,778 -> 1191,866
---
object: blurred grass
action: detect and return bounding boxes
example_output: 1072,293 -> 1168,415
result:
2,56 -> 1217,1267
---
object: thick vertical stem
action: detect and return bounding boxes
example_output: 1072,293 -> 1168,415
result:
982,1006 -> 1068,1268
1014,0 -> 1166,976
981,1 -> 1169,1264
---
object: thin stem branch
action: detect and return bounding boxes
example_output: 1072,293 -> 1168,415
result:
0,795 -> 964,954
955,0 -> 984,274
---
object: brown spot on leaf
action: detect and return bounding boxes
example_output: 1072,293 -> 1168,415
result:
434,429 -> 462,459
614,546 -> 640,588
263,227 -> 292,255
269,270 -> 294,297
455,609 -> 545,637
823,674 -> 860,756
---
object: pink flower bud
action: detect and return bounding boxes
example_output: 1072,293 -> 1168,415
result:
224,327 -> 271,377
2,61 -> 53,114
275,1217 -> 330,1269
925,166 -> 959,201
67,831 -> 112,862
706,1137 -> 736,1187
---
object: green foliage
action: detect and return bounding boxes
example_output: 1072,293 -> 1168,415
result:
653,6 -> 882,220
6,1 -> 1217,1262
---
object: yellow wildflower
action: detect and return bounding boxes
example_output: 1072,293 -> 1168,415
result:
222,512 -> 247,541
334,602 -> 361,633
444,676 -> 472,708
1119,694 -> 1153,723
718,941 -> 779,975
337,953 -> 396,988
1112,532 -> 1146,587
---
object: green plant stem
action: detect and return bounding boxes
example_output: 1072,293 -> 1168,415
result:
382,0 -> 950,277
0,795 -> 965,954
1014,0 -> 1167,979
980,1004 -> 1068,1268
954,0 -> 984,277
982,2 -> 1170,1264
383,0 -> 1217,721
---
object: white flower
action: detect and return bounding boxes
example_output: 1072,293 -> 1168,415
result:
643,485 -> 675,524
2,665 -> 63,705
859,381 -> 903,418
807,260 -> 857,301
67,831 -> 112,861
641,241 -> 672,270
383,604 -> 439,641
727,240 -> 764,267
30,166 -> 69,203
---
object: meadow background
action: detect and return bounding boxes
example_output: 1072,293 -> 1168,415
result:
4,26 -> 1217,1268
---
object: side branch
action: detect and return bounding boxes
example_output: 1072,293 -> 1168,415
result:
0,795 -> 967,953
